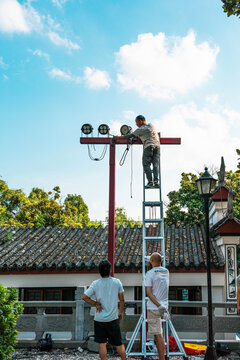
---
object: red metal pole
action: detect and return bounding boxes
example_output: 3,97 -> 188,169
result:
108,142 -> 116,277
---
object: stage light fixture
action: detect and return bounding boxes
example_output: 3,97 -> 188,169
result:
98,124 -> 110,135
120,125 -> 132,136
81,123 -> 93,135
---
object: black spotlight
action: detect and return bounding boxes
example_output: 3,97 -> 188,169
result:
120,125 -> 132,136
98,124 -> 110,135
81,123 -> 93,135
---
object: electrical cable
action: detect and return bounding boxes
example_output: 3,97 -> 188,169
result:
87,143 -> 107,161
119,144 -> 130,166
118,139 -> 134,198
130,144 -> 133,198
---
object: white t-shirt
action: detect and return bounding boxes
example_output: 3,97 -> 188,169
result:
145,266 -> 169,310
84,277 -> 124,322
133,124 -> 160,149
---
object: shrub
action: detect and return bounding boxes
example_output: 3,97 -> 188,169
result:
0,285 -> 23,360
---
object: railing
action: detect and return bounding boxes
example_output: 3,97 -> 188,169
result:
17,301 -> 77,341
16,299 -> 239,342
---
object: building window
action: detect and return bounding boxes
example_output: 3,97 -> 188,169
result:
134,286 -> 202,315
169,286 -> 202,315
134,286 -> 142,314
23,288 -> 75,314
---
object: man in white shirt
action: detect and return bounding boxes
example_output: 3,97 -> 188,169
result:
82,259 -> 126,360
114,115 -> 160,187
146,252 -> 169,360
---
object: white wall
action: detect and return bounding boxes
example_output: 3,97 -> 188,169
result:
0,271 -> 225,289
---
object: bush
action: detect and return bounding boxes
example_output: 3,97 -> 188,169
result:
0,285 -> 23,360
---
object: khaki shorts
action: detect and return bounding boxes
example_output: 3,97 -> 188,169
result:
147,308 -> 165,335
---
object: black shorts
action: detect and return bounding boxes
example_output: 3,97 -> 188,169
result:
94,319 -> 122,346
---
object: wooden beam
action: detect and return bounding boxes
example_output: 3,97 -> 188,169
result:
80,137 -> 181,145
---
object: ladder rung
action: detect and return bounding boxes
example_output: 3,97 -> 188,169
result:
144,201 -> 161,206
144,218 -> 163,223
144,236 -> 163,240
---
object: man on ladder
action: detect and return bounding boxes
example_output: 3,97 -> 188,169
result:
146,252 -> 169,360
113,114 -> 160,187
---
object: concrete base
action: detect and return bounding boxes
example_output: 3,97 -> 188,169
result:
16,339 -> 240,352
16,340 -> 87,349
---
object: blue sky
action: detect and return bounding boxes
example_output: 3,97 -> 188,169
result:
1,0 -> 240,222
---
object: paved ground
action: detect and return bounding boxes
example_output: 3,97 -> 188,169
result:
12,349 -> 203,360
12,349 -> 240,360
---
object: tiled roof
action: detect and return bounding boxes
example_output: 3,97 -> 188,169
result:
211,184 -> 236,201
211,213 -> 240,235
0,225 -> 225,272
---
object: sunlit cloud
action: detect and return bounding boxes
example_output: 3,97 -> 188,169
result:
122,110 -> 135,120
48,31 -> 80,50
0,56 -> 9,69
28,49 -> 50,62
84,67 -> 111,90
116,31 -> 219,100
0,0 -> 30,33
49,67 -> 81,83
52,0 -> 69,8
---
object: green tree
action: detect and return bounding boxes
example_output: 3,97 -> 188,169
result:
106,207 -> 141,227
225,170 -> 240,218
0,285 -> 23,360
165,172 -> 205,226
236,148 -> 240,173
0,178 -> 28,226
222,0 -> 240,17
64,194 -> 90,226
165,150 -> 240,226
0,178 -> 91,227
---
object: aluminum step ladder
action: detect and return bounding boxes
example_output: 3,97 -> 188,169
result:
126,154 -> 188,359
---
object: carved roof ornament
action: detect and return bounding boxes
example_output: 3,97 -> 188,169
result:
227,189 -> 234,217
217,156 -> 226,186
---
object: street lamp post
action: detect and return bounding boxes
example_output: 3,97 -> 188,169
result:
196,167 -> 217,360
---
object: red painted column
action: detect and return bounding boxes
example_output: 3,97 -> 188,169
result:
108,142 -> 116,277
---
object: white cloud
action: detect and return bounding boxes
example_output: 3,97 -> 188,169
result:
84,67 -> 111,90
0,0 -> 30,33
3,74 -> 8,80
122,110 -> 135,120
29,49 -> 49,61
116,31 -> 219,100
206,94 -> 219,105
52,0 -> 69,8
109,120 -> 124,135
48,31 -> 80,50
153,101 -> 240,182
49,67 -> 81,83
0,1 -> 78,53
0,56 -> 9,69
47,14 -> 61,31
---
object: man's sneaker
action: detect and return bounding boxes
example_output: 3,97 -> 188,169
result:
154,181 -> 159,187
146,181 -> 153,187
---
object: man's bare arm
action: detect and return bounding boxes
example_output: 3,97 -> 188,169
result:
113,134 -> 136,141
146,286 -> 161,307
118,292 -> 125,321
82,294 -> 102,312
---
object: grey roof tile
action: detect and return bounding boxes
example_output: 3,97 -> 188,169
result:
0,225 -> 225,271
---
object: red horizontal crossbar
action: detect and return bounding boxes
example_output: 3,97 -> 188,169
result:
80,137 -> 181,145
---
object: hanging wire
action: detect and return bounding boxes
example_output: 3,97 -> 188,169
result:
119,139 -> 133,166
119,144 -> 130,166
87,144 -> 107,161
130,143 -> 133,198
118,139 -> 134,198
